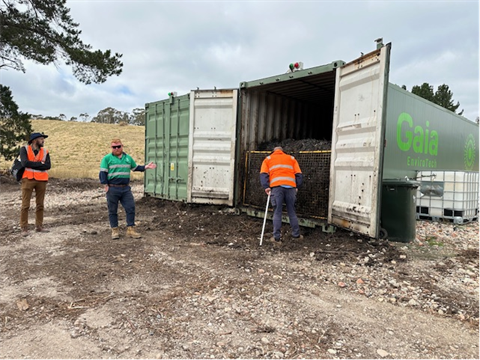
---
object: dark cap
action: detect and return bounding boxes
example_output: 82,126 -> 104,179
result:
28,132 -> 48,144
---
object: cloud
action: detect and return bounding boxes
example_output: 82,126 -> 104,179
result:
2,0 -> 478,121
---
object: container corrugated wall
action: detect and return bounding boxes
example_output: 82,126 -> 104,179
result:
145,94 -> 191,201
144,90 -> 238,205
237,61 -> 342,153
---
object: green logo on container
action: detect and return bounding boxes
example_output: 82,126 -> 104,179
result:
396,112 -> 438,168
464,134 -> 476,170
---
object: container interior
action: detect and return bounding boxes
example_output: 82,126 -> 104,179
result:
238,61 -> 342,151
237,62 -> 342,221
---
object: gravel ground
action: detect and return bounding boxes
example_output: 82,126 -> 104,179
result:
0,176 -> 478,359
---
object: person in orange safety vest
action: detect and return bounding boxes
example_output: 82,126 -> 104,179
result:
260,146 -> 303,244
19,132 -> 51,237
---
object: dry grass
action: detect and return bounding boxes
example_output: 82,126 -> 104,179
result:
1,120 -> 145,179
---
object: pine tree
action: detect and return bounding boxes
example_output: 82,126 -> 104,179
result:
0,0 -> 123,83
0,85 -> 32,160
434,84 -> 463,116
411,83 -> 435,103
411,82 -> 463,116
0,0 -> 123,158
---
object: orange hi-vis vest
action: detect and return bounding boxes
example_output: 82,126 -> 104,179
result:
260,149 -> 301,188
22,145 -> 49,181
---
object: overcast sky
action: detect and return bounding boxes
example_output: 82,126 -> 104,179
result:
2,0 -> 479,122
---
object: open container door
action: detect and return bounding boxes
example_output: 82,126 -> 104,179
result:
187,89 -> 238,205
328,43 -> 391,238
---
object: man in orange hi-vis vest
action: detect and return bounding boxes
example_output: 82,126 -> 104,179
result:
260,146 -> 303,244
20,132 -> 51,237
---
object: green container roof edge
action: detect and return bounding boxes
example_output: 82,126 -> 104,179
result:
239,60 -> 345,89
145,92 -> 190,108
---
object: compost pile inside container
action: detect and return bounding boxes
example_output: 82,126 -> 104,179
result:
257,138 -> 332,153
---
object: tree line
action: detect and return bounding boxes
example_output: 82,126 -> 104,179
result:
402,83 -> 463,116
31,107 -> 146,126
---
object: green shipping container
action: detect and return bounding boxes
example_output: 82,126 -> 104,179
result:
144,40 -> 479,239
144,93 -> 191,201
144,90 -> 238,205
383,84 -> 479,179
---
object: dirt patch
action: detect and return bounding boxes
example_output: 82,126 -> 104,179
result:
0,176 -> 478,359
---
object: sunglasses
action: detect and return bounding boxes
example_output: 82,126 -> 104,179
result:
111,145 -> 122,149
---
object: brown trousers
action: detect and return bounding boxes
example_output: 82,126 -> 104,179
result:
20,179 -> 48,230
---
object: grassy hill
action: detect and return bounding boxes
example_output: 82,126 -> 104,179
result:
2,120 -> 146,179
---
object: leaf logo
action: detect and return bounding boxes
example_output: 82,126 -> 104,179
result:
464,134 -> 476,170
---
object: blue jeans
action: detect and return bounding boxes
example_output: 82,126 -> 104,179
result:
106,186 -> 135,228
270,186 -> 300,239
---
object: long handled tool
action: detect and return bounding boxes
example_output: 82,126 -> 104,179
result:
259,192 -> 271,246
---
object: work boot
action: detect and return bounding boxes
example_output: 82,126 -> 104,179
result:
111,227 -> 120,240
269,236 -> 282,247
21,229 -> 29,237
36,227 -> 50,233
127,226 -> 141,239
292,234 -> 304,240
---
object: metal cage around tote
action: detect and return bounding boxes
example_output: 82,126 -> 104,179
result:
243,151 -> 331,219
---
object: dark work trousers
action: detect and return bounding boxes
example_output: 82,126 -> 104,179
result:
106,186 -> 135,228
270,186 -> 300,239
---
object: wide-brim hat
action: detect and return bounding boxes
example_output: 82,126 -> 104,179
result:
28,132 -> 48,144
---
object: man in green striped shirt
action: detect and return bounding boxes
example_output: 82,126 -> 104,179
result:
99,138 -> 156,239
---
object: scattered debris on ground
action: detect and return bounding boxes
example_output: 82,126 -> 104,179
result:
0,176 -> 478,359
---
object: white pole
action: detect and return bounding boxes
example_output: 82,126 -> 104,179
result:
260,192 -> 271,246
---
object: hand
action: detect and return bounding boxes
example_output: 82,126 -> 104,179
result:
145,162 -> 157,170
265,188 -> 271,195
104,185 -> 109,192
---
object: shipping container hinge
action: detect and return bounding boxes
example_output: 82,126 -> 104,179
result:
374,37 -> 384,49
321,224 -> 336,233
